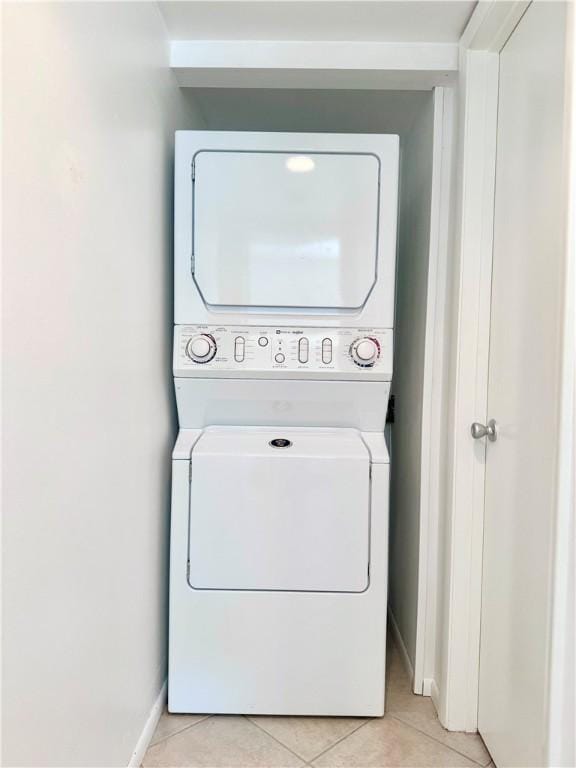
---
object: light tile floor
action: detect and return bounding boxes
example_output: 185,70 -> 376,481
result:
143,637 -> 493,767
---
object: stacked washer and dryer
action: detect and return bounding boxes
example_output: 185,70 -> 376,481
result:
169,131 -> 399,716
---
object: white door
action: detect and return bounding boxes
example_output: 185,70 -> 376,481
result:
478,3 -> 568,766
193,150 -> 380,309
188,427 -> 371,592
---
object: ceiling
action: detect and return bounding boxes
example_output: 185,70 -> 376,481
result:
159,1 -> 477,43
187,88 -> 431,136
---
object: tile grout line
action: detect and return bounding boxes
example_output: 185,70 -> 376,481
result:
244,716 -> 311,764
148,709 -> 490,768
148,714 -> 214,750
388,714 -> 492,767
300,718 -> 374,765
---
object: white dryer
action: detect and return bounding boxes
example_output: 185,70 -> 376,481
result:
170,131 -> 399,716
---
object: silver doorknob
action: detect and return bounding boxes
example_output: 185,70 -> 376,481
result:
471,419 -> 497,441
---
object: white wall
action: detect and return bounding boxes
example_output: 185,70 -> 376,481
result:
388,94 -> 435,676
1,3 -> 204,765
546,3 -> 575,763
185,88 -> 429,135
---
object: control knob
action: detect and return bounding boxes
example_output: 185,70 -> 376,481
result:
350,337 -> 380,367
186,333 -> 217,363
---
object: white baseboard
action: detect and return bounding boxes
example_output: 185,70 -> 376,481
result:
387,608 -> 415,689
422,677 -> 435,696
128,680 -> 167,767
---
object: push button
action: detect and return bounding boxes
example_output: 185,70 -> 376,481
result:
258,336 -> 269,347
298,337 -> 309,364
275,353 -> 286,364
321,338 -> 333,364
234,336 -> 245,362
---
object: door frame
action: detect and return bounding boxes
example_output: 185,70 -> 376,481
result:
440,0 -> 575,735
413,84 -> 455,698
425,0 -> 528,731
438,0 -> 529,733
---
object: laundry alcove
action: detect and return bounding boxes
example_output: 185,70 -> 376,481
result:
172,84 -> 447,701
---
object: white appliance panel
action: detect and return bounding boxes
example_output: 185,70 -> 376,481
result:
174,379 -> 391,430
188,428 -> 370,592
193,151 -> 379,310
173,325 -> 393,380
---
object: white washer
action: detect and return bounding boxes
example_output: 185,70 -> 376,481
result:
170,131 -> 399,716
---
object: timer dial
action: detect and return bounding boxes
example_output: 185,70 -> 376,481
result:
350,337 -> 380,367
186,334 -> 217,363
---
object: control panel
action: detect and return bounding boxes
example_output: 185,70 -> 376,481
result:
174,326 -> 393,380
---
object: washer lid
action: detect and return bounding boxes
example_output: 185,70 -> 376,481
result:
188,428 -> 371,592
192,150 -> 380,310
193,427 -> 370,460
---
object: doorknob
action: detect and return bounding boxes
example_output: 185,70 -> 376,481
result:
471,419 -> 497,441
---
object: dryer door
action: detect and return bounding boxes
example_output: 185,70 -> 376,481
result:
192,150 -> 380,311
188,428 -> 370,592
